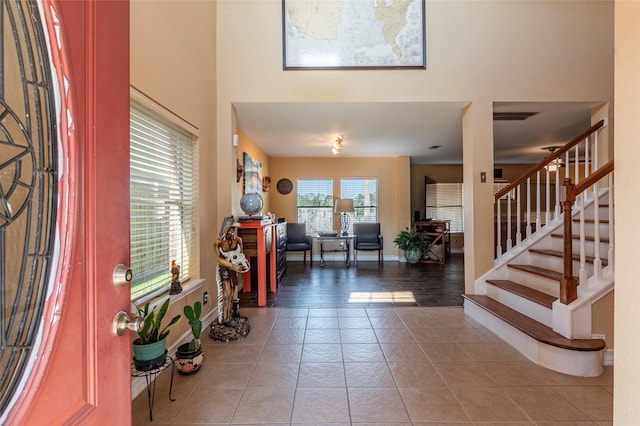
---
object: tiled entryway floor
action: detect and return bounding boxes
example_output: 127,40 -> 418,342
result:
132,305 -> 613,425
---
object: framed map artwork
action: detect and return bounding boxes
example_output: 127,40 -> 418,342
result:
282,0 -> 425,69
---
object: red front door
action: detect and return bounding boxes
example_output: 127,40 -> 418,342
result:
4,1 -> 132,424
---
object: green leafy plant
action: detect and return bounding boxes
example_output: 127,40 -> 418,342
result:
134,298 -> 181,345
393,227 -> 430,252
184,301 -> 203,351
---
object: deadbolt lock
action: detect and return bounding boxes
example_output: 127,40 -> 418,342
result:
113,264 -> 133,287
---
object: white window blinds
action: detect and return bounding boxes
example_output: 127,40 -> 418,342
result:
296,178 -> 333,236
130,100 -> 199,300
426,182 -> 464,232
340,178 -> 378,233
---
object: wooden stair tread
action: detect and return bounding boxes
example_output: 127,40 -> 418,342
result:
551,233 -> 610,243
507,264 -> 568,281
530,248 -> 608,266
463,295 -> 605,351
486,279 -> 557,308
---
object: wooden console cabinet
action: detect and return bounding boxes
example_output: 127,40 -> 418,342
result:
414,220 -> 451,264
237,219 -> 276,307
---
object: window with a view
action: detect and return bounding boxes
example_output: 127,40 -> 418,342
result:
340,178 -> 378,234
425,182 -> 463,233
296,178 -> 333,236
130,93 -> 199,300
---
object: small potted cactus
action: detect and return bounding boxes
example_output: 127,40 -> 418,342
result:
175,300 -> 203,375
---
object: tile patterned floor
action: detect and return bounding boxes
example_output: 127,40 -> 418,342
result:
132,305 -> 613,425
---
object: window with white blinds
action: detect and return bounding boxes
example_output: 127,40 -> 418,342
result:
296,178 -> 333,236
130,99 -> 199,300
426,182 -> 464,232
340,178 -> 378,234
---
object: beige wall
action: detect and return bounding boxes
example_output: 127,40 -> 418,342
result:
130,0 -> 217,343
269,156 -> 406,258
614,0 -> 640,421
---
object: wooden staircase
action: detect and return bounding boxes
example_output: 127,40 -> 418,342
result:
463,121 -> 614,376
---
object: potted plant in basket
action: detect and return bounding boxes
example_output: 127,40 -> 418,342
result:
132,298 -> 181,371
175,300 -> 204,375
393,227 -> 430,264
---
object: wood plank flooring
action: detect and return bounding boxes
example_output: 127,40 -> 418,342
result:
239,253 -> 465,308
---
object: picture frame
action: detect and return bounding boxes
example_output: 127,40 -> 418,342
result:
282,0 -> 426,70
243,152 -> 263,194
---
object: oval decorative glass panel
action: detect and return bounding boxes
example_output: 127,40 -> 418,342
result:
0,0 -> 59,414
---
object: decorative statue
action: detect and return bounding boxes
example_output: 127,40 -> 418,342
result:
209,216 -> 251,341
169,259 -> 182,294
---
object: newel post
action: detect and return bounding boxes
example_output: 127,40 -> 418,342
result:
559,178 -> 577,304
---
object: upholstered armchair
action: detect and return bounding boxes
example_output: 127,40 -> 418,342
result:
353,223 -> 383,265
286,223 -> 313,265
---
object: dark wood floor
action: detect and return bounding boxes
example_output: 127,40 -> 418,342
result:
239,253 -> 465,308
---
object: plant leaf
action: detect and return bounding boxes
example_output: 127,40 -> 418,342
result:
184,305 -> 194,321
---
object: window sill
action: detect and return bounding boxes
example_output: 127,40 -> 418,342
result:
169,278 -> 204,303
132,278 -> 204,308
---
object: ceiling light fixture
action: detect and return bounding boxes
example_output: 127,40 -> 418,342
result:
542,146 -> 564,172
332,135 -> 343,155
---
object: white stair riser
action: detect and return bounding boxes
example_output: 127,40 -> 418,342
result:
550,237 -> 610,261
528,252 -> 596,276
581,206 -> 610,221
486,283 -> 553,327
572,221 -> 610,238
507,268 -> 559,297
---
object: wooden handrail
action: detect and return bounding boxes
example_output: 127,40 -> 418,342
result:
495,119 -> 606,201
574,159 -> 614,195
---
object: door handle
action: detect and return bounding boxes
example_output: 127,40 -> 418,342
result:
112,311 -> 144,336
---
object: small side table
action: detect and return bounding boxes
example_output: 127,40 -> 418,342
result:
131,355 -> 176,421
315,235 -> 354,267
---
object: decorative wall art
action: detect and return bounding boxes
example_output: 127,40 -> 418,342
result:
243,152 -> 263,194
282,0 -> 426,69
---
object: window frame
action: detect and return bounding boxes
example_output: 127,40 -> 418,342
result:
340,177 -> 378,234
296,178 -> 334,236
129,88 -> 200,301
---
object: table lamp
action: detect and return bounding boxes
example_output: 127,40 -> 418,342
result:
334,198 -> 354,236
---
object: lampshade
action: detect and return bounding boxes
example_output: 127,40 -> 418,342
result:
334,198 -> 354,213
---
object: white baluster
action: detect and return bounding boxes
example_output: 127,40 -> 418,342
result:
555,158 -> 561,221
608,175 -> 614,272
526,178 -> 532,239
496,199 -> 502,259
579,194 -> 587,287
536,171 -> 541,231
592,181 -> 602,281
506,191 -> 512,251
516,186 -> 522,246
545,167 -> 551,225
585,136 -> 590,201
574,145 -> 579,199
